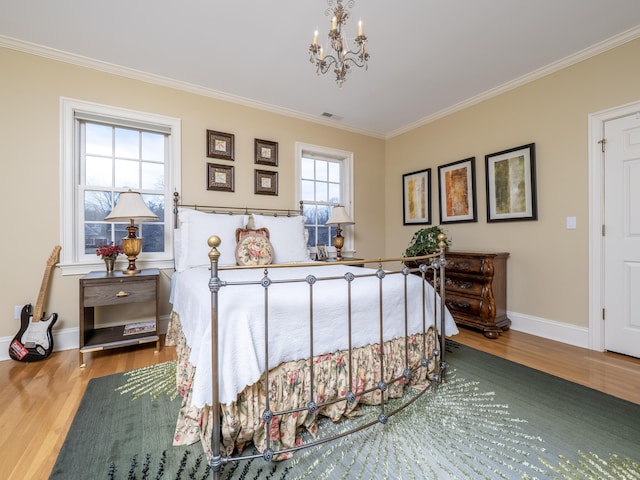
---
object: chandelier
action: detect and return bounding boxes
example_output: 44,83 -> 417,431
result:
309,0 -> 369,87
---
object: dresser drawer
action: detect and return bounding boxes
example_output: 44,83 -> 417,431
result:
445,293 -> 492,318
82,279 -> 156,307
444,274 -> 487,297
445,256 -> 488,275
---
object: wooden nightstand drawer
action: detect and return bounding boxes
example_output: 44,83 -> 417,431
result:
445,256 -> 488,275
79,269 -> 160,366
444,293 -> 487,317
83,279 -> 156,307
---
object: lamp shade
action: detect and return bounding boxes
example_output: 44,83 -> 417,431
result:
104,190 -> 158,222
326,206 -> 354,225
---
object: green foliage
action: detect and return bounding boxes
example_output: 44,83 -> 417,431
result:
403,226 -> 450,257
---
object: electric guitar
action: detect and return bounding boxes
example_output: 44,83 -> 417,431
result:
9,245 -> 61,362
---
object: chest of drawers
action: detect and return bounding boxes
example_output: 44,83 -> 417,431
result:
444,251 -> 510,338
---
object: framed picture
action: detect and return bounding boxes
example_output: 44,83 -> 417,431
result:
254,169 -> 278,196
255,138 -> 278,166
207,163 -> 234,192
206,130 -> 234,160
316,243 -> 328,261
402,168 -> 431,225
438,157 -> 477,224
485,143 -> 537,222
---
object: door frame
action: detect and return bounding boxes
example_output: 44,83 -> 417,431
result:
588,100 -> 640,351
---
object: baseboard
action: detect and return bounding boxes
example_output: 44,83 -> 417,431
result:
508,311 -> 590,349
0,315 -> 171,362
0,312 -> 590,363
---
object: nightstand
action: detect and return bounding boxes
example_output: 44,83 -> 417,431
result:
79,269 -> 160,367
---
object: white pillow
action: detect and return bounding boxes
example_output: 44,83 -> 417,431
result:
176,208 -> 247,270
252,215 -> 311,264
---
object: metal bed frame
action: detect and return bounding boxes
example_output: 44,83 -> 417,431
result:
205,242 -> 447,477
172,194 -> 448,478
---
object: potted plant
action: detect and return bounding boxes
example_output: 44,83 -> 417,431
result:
403,226 -> 450,261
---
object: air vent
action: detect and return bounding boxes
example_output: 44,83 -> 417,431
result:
321,112 -> 343,121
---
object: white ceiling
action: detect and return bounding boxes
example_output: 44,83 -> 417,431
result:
2,1 -> 640,138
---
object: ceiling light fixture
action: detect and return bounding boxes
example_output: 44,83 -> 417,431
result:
309,0 -> 369,88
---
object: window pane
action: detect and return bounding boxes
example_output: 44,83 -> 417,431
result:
315,160 -> 328,181
318,226 -> 330,246
85,123 -> 112,156
84,223 -> 111,254
328,162 -> 340,183
328,183 -> 341,204
141,162 -> 165,190
84,190 -> 113,221
114,128 -> 139,159
140,223 -> 164,253
142,193 -> 165,221
315,184 -> 328,202
301,179 -> 315,201
301,157 -> 315,179
304,205 -> 316,224
115,159 -> 140,189
142,132 -> 165,162
317,205 -> 331,225
85,156 -> 112,187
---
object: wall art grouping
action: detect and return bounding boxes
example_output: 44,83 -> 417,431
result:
402,143 -> 537,225
205,130 -> 279,195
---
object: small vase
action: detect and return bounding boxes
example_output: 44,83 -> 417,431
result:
104,256 -> 116,273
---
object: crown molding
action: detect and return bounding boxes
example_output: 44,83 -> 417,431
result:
2,26 -> 638,141
386,25 -> 640,139
0,34 -> 384,140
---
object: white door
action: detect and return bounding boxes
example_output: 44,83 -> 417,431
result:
604,113 -> 640,357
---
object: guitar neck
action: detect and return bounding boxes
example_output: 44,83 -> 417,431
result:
32,246 -> 61,322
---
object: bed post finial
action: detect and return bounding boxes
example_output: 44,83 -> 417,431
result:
207,235 -> 221,264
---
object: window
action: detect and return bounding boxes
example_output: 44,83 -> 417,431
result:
61,98 -> 181,274
296,142 -> 353,254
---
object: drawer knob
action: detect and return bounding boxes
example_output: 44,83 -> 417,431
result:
116,290 -> 129,298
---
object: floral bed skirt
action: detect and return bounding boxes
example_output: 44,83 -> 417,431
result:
166,311 -> 437,460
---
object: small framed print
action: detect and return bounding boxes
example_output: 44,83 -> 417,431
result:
485,143 -> 537,222
316,243 -> 328,261
206,130 -> 234,160
207,163 -> 234,192
402,168 -> 432,225
255,139 -> 278,166
254,169 -> 278,196
438,157 -> 477,224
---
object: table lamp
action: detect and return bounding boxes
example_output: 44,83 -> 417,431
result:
104,190 -> 158,274
326,205 -> 354,260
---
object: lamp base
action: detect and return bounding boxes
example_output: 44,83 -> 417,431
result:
121,236 -> 142,275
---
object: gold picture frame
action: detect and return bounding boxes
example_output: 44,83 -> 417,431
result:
206,130 -> 234,160
207,163 -> 234,192
255,138 -> 278,166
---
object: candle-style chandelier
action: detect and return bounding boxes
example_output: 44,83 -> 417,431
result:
309,0 -> 369,87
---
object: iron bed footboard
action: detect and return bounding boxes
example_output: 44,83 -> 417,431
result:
204,235 -> 448,478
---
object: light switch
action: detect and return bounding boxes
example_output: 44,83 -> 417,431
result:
566,216 -> 577,229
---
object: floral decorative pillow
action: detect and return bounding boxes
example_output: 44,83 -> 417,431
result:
235,232 -> 274,266
235,227 -> 269,243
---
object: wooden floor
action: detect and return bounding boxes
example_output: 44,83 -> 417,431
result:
2,328 -> 640,479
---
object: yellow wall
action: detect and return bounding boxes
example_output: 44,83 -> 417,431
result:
1,37 -> 639,345
386,38 -> 640,329
0,47 -> 384,338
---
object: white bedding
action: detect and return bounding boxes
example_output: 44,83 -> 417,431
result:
170,264 -> 458,406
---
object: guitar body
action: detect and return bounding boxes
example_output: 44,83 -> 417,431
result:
9,245 -> 61,362
9,304 -> 58,362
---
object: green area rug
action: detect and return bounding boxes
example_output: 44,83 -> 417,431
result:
50,342 -> 640,479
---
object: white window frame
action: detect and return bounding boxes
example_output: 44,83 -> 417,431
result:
60,98 -> 181,275
295,142 -> 354,256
